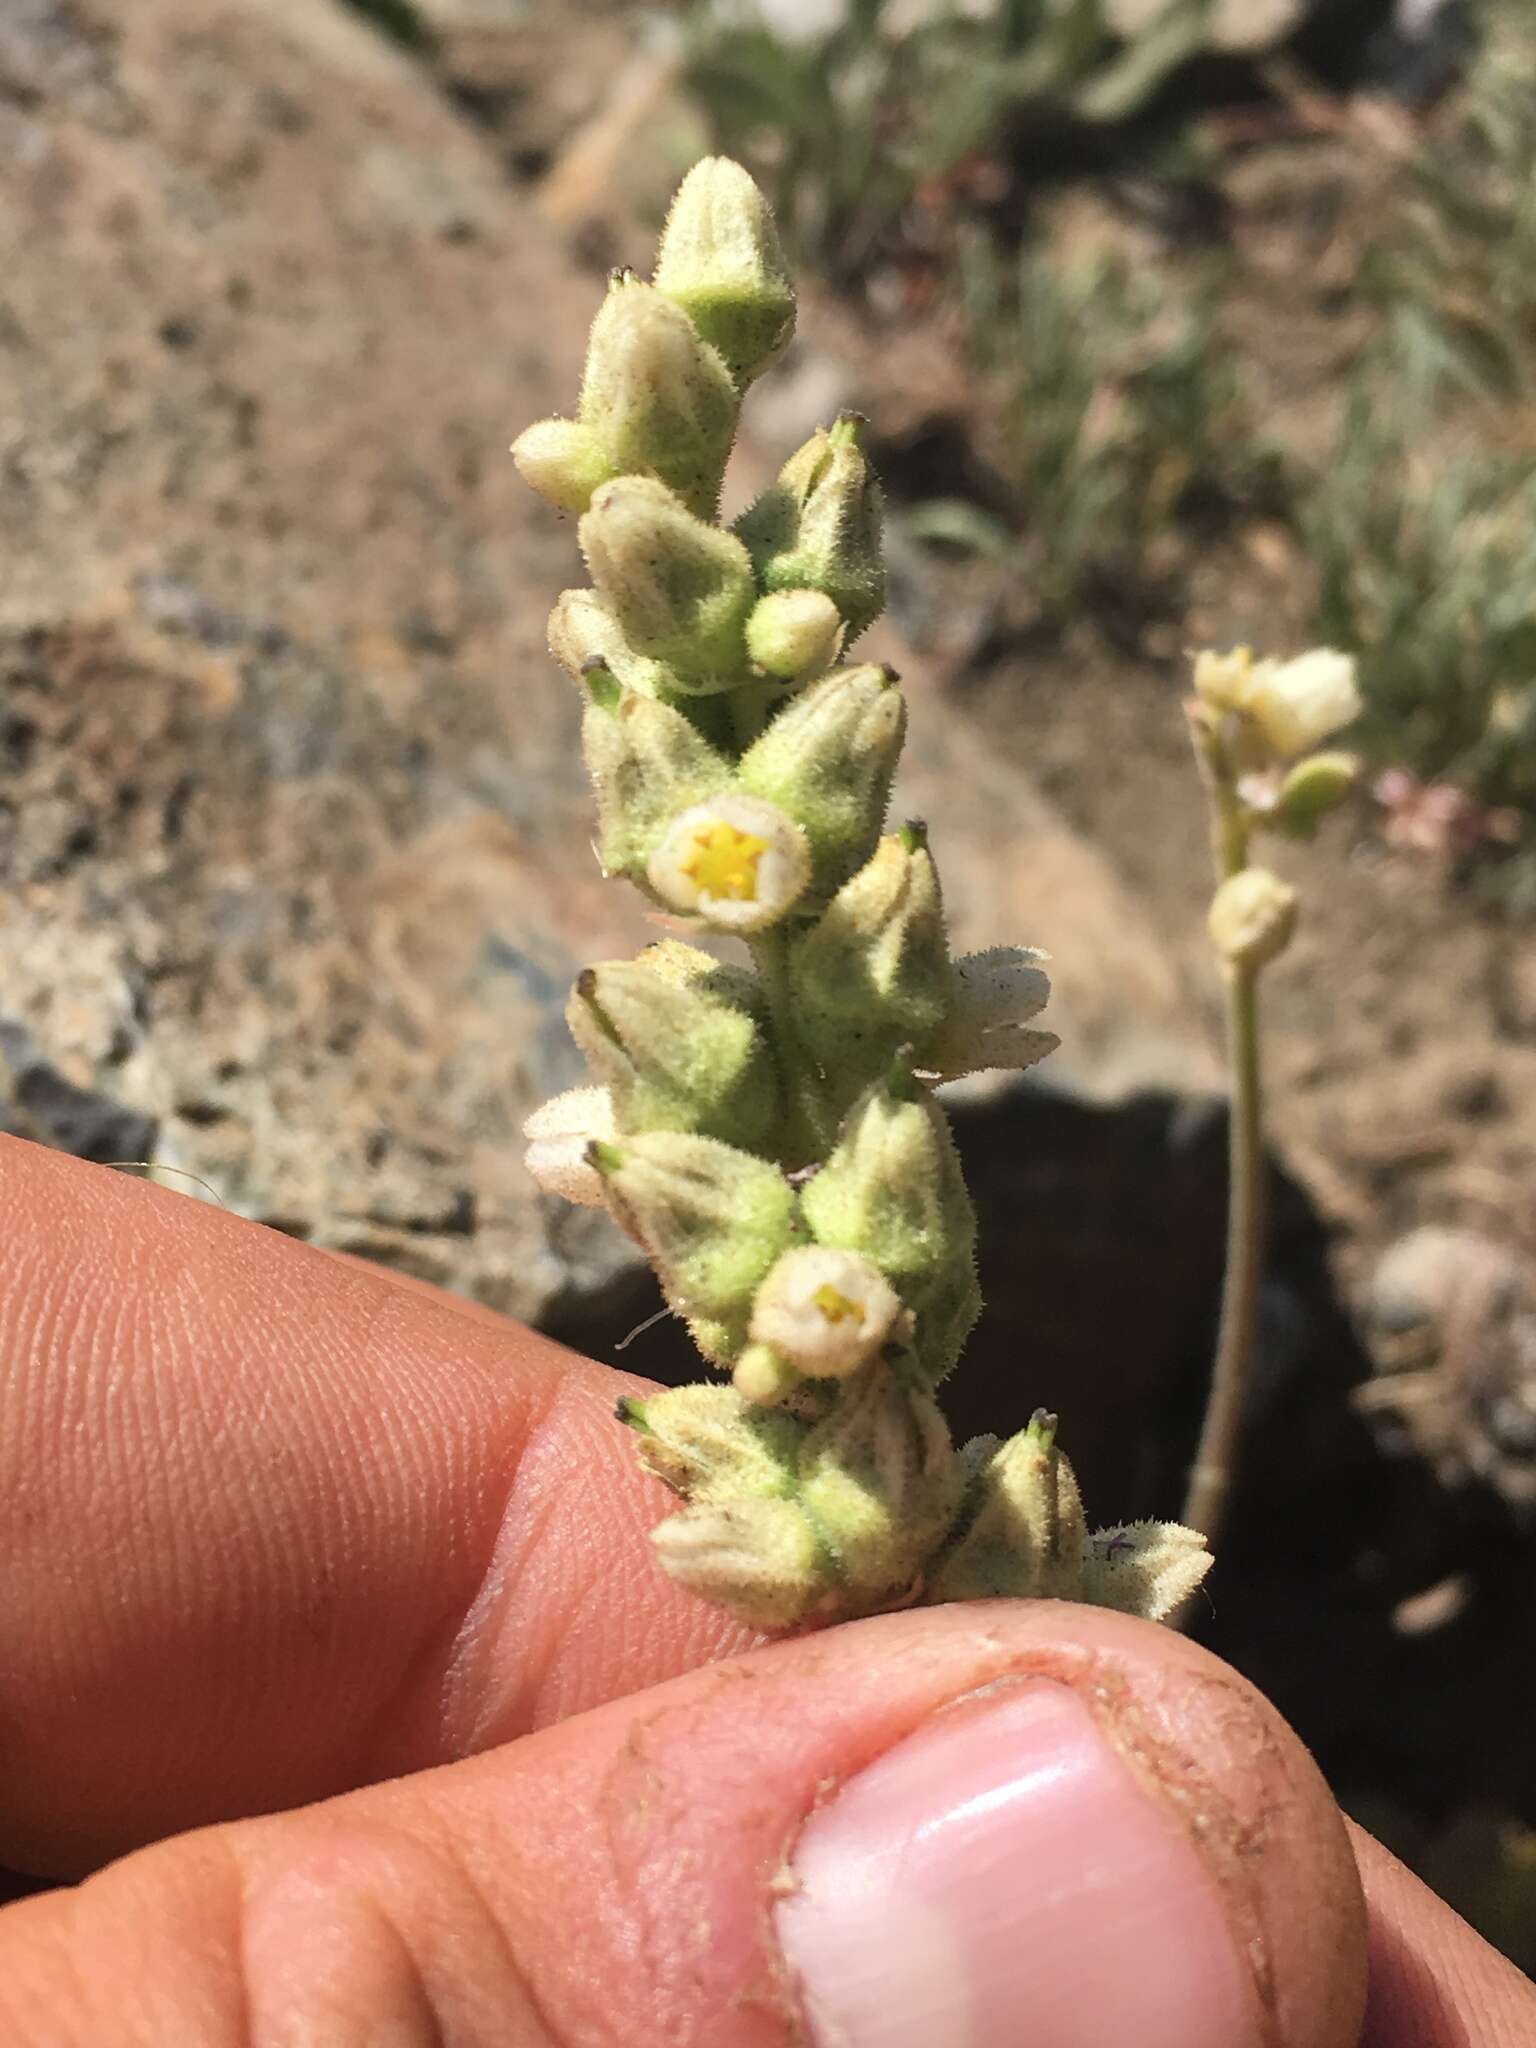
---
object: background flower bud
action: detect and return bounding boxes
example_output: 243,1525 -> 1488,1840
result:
652,156 -> 797,389
646,792 -> 812,932
735,415 -> 886,641
1272,750 -> 1358,838
799,1065 -> 979,1383
620,1383 -> 806,1503
568,950 -> 779,1149
578,275 -> 739,519
521,1085 -> 615,1207
593,1131 -> 795,1363
1243,648 -> 1361,758
749,1245 -> 905,1380
580,476 -> 756,687
510,416 -> 615,516
797,1368 -> 961,1603
651,1498 -> 830,1630
1207,866 -> 1298,971
736,665 -> 905,894
581,687 -> 731,877
788,830 -> 950,1102
744,587 -> 844,682
929,1411 -> 1087,1603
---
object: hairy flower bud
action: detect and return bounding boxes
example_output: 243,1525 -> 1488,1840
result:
1082,1519 -> 1212,1623
578,274 -> 739,519
581,685 -> 730,877
592,1131 -> 795,1363
652,156 -> 797,389
744,588 -> 844,682
646,792 -> 812,933
929,1411 -> 1087,1603
737,665 -> 905,894
620,1383 -> 805,1504
918,945 -> 1057,1083
799,1063 -> 978,1383
1207,867 -> 1298,971
580,477 -> 756,689
735,416 -> 887,640
748,1245 -> 906,1382
788,829 -> 950,1099
510,417 -> 615,517
568,949 -> 779,1149
521,1084 -> 615,1207
548,587 -> 677,697
651,1499 -> 830,1630
797,1368 -> 961,1603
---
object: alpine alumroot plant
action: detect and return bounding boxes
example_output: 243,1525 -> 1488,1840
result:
514,157 -> 1212,1633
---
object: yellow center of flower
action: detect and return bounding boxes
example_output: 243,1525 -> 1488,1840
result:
681,821 -> 768,902
813,1284 -> 864,1326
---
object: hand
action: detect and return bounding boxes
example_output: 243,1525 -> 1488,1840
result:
0,1137 -> 1529,2046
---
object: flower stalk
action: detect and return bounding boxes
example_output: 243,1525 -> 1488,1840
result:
1183,648 -> 1362,1544
516,157 -> 1215,1631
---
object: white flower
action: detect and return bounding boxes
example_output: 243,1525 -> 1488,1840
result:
920,946 -> 1057,1082
646,792 -> 812,932
748,1246 -> 905,1379
521,1085 -> 615,1207
1194,645 -> 1361,759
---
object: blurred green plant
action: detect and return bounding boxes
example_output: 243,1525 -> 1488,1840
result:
685,0 -> 1238,287
340,0 -> 431,49
950,231 -> 1269,614
1305,324 -> 1536,819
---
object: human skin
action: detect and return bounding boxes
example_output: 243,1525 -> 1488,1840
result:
0,1134 -> 1531,2044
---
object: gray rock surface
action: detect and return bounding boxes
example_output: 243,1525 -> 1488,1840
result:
0,0 -> 1211,1335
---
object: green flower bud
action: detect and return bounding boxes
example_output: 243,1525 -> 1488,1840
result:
521,1084 -> 615,1208
744,588 -> 843,682
619,1383 -> 805,1504
651,1498 -> 831,1630
568,949 -> 779,1149
510,417 -> 616,517
580,477 -> 756,690
652,156 -> 796,389
1081,1520 -> 1212,1624
749,1245 -> 907,1381
918,945 -> 1057,1084
788,829 -> 950,1097
799,1064 -> 979,1383
929,1411 -> 1087,1603
646,791 -> 812,933
578,274 -> 739,519
580,684 -> 730,877
736,665 -> 905,895
731,1340 -> 804,1408
592,1131 -> 795,1364
548,587 -> 676,697
1271,750 -> 1358,839
798,1368 -> 961,1604
734,415 -> 886,641
1207,867 -> 1297,972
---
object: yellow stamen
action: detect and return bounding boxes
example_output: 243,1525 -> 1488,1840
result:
680,821 -> 768,902
813,1284 -> 864,1326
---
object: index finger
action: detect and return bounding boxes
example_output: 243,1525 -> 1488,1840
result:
0,1135 -> 749,1878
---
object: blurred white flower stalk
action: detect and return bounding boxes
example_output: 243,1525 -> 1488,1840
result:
1185,644 -> 1363,1542
513,157 -> 1211,1631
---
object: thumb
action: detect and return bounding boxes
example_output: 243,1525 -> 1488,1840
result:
0,1601 -> 1363,2048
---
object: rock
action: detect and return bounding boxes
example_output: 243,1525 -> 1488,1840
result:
0,0 -> 1212,1341
0,0 -> 650,1317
